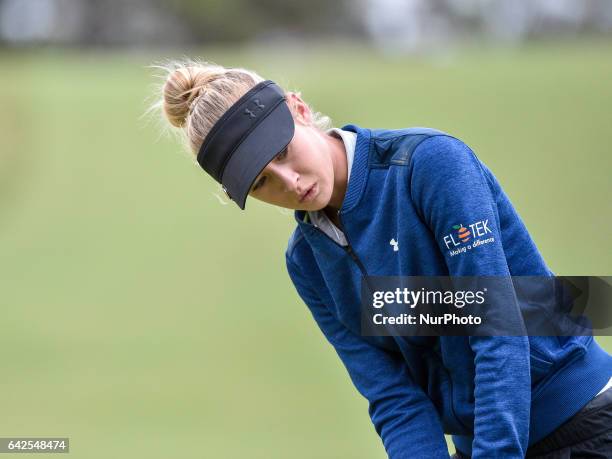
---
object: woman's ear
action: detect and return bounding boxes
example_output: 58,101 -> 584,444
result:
286,92 -> 313,126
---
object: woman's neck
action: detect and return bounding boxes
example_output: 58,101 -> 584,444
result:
323,131 -> 348,218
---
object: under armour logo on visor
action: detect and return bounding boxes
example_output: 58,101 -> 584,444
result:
244,99 -> 266,119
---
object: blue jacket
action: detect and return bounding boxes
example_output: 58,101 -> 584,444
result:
284,124 -> 612,458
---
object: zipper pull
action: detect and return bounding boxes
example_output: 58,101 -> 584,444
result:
344,244 -> 358,262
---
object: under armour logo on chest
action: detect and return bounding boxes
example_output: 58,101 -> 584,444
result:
389,238 -> 399,252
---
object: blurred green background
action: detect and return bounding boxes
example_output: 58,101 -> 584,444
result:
1,38 -> 611,458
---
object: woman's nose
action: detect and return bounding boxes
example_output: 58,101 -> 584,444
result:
280,169 -> 300,194
270,163 -> 299,193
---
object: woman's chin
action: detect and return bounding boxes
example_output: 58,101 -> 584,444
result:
296,202 -> 318,213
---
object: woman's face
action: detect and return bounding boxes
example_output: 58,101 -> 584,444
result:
247,94 -> 336,211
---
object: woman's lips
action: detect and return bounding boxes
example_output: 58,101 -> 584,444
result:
299,183 -> 317,203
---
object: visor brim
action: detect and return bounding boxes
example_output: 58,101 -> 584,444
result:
221,100 -> 295,210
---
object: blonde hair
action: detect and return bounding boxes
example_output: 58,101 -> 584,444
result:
149,58 -> 333,160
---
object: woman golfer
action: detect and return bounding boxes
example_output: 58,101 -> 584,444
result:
155,61 -> 612,458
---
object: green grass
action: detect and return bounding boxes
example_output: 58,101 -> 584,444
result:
0,40 -> 611,458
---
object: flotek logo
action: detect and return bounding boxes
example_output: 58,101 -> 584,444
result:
453,224 -> 471,243
443,219 -> 495,257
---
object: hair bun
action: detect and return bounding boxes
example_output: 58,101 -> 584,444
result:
162,65 -> 222,128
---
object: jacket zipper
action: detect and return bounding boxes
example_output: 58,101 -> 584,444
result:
308,210 -> 369,277
338,217 -> 368,275
312,210 -> 378,298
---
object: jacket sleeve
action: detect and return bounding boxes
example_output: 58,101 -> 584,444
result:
286,254 -> 450,459
410,135 -> 531,458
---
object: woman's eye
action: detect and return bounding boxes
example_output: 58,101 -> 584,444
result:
252,148 -> 286,192
252,176 -> 266,191
276,148 -> 288,160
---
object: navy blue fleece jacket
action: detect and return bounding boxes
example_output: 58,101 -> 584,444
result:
284,125 -> 612,458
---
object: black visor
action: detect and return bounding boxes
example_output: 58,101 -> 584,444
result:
197,80 -> 295,210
